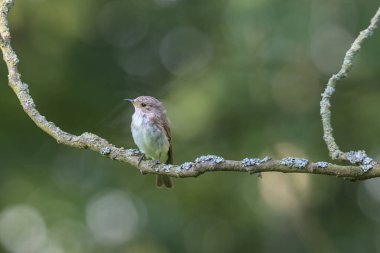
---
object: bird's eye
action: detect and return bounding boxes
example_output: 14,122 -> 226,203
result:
141,103 -> 146,107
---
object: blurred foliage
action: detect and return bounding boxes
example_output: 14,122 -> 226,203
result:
0,0 -> 380,252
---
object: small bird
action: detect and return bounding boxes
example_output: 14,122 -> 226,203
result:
126,96 -> 173,188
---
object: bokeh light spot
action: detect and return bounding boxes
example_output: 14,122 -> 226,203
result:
117,47 -> 159,76
364,179 -> 380,203
98,0 -> 149,49
159,26 -> 213,75
0,205 -> 47,253
86,190 -> 139,247
310,24 -> 353,74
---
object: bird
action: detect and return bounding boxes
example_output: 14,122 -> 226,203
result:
126,96 -> 173,188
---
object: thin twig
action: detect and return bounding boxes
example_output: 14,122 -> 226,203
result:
320,6 -> 380,167
1,0 -> 380,180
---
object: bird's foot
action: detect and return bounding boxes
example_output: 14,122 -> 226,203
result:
138,153 -> 146,166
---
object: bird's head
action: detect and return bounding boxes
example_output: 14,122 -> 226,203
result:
125,96 -> 165,114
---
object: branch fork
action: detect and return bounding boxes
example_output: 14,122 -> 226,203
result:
320,6 -> 380,170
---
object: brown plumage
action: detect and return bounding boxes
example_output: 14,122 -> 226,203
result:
128,96 -> 173,188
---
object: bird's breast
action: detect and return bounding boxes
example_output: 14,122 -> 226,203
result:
131,112 -> 169,162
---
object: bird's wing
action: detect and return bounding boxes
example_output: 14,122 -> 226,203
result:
163,118 -> 173,164
149,112 -> 173,164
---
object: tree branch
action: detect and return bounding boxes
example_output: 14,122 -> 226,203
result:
1,0 -> 380,181
320,6 -> 380,169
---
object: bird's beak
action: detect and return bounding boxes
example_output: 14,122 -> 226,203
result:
124,98 -> 135,103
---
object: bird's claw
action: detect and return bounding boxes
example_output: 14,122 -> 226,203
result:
138,153 -> 146,166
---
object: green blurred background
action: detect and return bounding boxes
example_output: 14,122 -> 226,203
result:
0,0 -> 380,252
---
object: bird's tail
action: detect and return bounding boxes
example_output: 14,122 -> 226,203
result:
156,175 -> 173,188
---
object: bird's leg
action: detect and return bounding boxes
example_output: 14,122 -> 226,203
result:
138,153 -> 146,166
